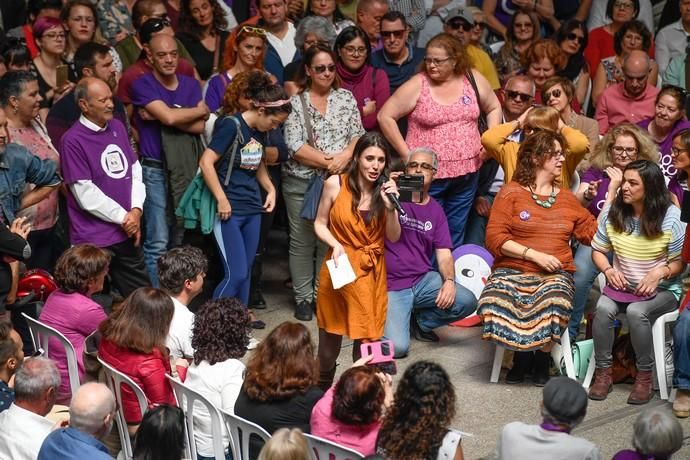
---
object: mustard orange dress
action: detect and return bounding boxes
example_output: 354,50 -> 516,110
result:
316,175 -> 388,340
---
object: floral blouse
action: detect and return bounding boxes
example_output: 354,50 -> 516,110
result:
96,0 -> 135,45
8,120 -> 60,231
283,88 -> 365,180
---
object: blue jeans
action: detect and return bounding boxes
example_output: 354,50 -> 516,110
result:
142,165 -> 169,287
429,172 -> 479,249
673,308 -> 690,390
384,271 -> 477,358
213,213 -> 261,305
464,194 -> 495,247
569,244 -> 600,339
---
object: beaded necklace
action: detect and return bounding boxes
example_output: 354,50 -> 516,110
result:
528,185 -> 557,208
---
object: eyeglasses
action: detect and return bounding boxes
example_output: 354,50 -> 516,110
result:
381,29 -> 406,39
671,147 -> 689,157
423,56 -> 452,66
42,32 -> 66,41
565,32 -> 584,45
343,46 -> 367,56
406,161 -> 436,171
614,1 -> 635,10
544,88 -> 562,100
239,25 -> 267,36
505,89 -> 533,102
611,145 -> 638,157
447,19 -> 472,31
311,64 -> 336,74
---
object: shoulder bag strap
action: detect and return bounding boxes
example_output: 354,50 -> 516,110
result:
466,70 -> 481,107
299,92 -> 315,147
222,116 -> 244,187
212,34 -> 221,75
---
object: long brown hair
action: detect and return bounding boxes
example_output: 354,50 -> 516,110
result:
346,132 -> 393,224
99,287 -> 174,355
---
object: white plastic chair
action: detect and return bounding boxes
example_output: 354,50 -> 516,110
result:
581,76 -> 593,116
22,312 -> 80,398
166,374 -> 233,460
489,41 -> 504,55
570,170 -> 581,193
220,409 -> 271,460
490,330 -> 575,382
302,433 -> 365,460
98,356 -> 148,460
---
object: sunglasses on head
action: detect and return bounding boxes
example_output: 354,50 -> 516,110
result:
311,64 -> 336,74
565,32 -> 584,45
381,29 -> 406,39
448,19 -> 472,31
505,89 -> 532,102
239,25 -> 267,36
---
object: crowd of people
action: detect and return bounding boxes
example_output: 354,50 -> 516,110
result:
1,0 -> 690,458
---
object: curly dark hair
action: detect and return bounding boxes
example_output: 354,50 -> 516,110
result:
192,298 -> 249,365
222,69 -> 270,113
332,366 -> 384,425
242,322 -> 318,402
54,244 -> 111,294
376,361 -> 456,460
513,130 -> 568,187
613,20 -> 652,56
178,0 -> 228,39
157,246 -> 208,296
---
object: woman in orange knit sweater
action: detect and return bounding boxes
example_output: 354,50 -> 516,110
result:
477,131 -> 597,386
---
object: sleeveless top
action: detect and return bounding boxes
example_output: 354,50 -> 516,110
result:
406,74 -> 482,179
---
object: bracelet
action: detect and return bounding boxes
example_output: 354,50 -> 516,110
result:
444,278 -> 454,283
603,266 -> 614,275
522,247 -> 530,260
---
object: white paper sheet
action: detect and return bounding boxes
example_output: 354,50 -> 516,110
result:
325,254 -> 356,289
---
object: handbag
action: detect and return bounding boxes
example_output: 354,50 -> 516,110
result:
560,338 -> 593,380
466,70 -> 488,134
298,93 -> 325,221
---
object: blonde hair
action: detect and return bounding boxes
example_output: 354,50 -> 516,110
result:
589,123 -> 659,171
257,428 -> 310,460
524,106 -> 560,132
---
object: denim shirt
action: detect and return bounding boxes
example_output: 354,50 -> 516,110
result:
0,143 -> 62,225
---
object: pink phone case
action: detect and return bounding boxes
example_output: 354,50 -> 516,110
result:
360,340 -> 395,364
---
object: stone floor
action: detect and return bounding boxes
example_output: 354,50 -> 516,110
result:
245,230 -> 690,459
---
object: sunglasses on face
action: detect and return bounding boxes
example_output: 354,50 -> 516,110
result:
565,32 -> 584,45
311,64 -> 336,74
381,29 -> 406,39
149,18 -> 172,31
505,89 -> 532,102
473,22 -> 486,30
448,19 -> 472,31
544,88 -> 562,100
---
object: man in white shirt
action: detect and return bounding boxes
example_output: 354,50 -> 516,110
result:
0,357 -> 61,460
158,246 -> 207,360
257,0 -> 297,84
655,0 -> 690,71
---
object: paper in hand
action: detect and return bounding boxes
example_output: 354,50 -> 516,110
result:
325,253 -> 356,289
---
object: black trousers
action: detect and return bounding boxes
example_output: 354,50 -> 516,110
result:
106,239 -> 151,298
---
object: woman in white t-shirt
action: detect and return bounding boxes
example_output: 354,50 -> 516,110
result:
185,297 -> 250,460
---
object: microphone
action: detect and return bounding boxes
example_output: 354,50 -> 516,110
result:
379,174 -> 406,217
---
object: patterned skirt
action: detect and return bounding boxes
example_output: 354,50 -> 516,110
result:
477,268 -> 574,351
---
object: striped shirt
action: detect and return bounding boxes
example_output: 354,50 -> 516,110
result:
592,204 -> 686,300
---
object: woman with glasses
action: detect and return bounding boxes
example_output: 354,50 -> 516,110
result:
203,25 -> 268,112
378,33 -> 501,248
176,0 -> 229,82
335,26 -> 390,131
478,131 -> 597,386
30,16 -> 77,121
569,124 -> 659,342
494,11 -> 541,84
304,0 -> 355,35
284,16 -> 337,97
592,20 -> 657,107
588,160 -> 684,404
482,0 -> 552,41
282,43 -> 365,325
466,7 -> 492,57
555,19 -> 589,106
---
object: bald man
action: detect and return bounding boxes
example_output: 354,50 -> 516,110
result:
38,383 -> 115,460
595,50 -> 660,134
356,0 -> 389,47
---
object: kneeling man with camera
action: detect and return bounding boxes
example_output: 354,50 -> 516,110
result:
384,148 -> 477,358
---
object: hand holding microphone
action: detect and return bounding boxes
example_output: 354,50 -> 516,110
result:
379,174 -> 406,216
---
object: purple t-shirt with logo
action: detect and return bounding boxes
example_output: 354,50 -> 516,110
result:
60,119 -> 136,247
384,199 -> 451,291
580,167 -> 610,218
131,73 -> 202,160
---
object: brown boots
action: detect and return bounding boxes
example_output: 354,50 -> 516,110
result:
627,370 -> 653,405
588,367 -> 613,400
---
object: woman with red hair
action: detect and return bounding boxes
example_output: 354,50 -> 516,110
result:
203,25 -> 268,112
522,39 -> 567,105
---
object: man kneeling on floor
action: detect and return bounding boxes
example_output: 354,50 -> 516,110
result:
383,147 -> 477,358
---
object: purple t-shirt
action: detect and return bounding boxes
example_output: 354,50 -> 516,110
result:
384,199 -> 451,291
131,73 -> 202,160
580,167 -> 610,218
204,71 -> 232,113
60,119 -> 137,247
637,118 -> 690,180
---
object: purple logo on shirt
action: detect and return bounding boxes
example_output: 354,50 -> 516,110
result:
519,210 -> 530,221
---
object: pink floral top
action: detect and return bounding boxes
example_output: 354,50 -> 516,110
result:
406,73 -> 482,179
8,120 -> 60,231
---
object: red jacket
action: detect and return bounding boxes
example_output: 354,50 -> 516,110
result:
98,338 -> 176,423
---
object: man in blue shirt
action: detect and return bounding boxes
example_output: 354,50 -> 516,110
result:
38,382 -> 116,460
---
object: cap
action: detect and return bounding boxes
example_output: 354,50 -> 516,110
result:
542,376 -> 588,423
444,7 -> 474,25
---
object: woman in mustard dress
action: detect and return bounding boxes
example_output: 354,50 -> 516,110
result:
314,132 -> 401,388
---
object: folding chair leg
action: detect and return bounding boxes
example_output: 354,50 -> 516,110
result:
491,345 -> 504,383
552,332 -> 576,380
582,353 -> 596,390
652,319 -> 670,400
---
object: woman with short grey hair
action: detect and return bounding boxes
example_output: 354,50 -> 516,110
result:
284,16 -> 337,96
612,407 -> 683,459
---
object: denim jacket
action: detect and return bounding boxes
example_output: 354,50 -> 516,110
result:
0,142 -> 62,225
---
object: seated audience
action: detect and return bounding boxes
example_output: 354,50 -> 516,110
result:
384,147 -> 477,358
612,407 -> 683,459
98,287 -> 177,432
310,364 -> 392,455
0,357 -> 60,460
38,244 -> 110,404
132,405 -> 186,460
234,322 -> 323,457
654,0 -> 690,72
176,0 -> 229,82
522,40 -> 567,106
595,50 -> 660,135
376,361 -> 464,459
493,11 -> 540,85
158,246 -> 207,361
38,382 -> 116,460
497,377 -> 601,460
589,160 -> 684,405
555,19 -> 590,106
257,428 -> 310,460
0,321 -> 24,412
478,131 -> 597,386
186,297 -> 249,459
